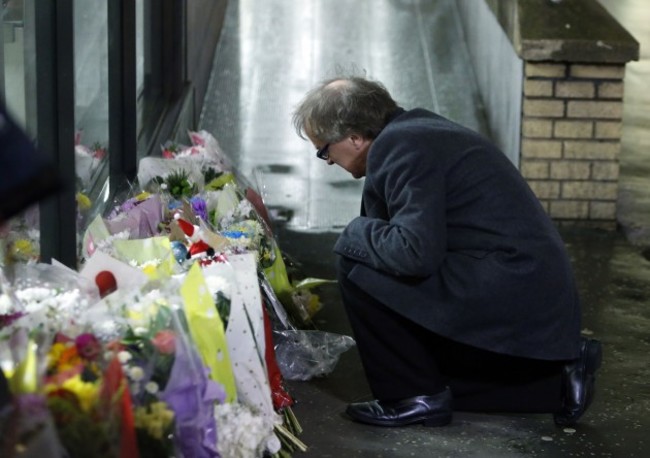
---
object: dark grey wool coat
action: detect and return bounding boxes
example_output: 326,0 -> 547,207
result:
333,108 -> 581,361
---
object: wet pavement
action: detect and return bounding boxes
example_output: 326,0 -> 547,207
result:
200,0 -> 650,456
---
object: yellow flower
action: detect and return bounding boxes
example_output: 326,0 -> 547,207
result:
10,239 -> 35,259
135,191 -> 151,201
62,375 -> 99,412
76,192 -> 92,210
45,374 -> 99,412
47,343 -> 67,370
141,263 -> 158,277
135,402 -> 175,439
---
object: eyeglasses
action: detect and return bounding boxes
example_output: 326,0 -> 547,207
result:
316,143 -> 330,160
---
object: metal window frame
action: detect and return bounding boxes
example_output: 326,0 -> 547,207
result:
33,0 -> 196,267
36,0 -> 77,267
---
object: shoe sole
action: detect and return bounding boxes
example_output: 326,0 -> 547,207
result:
347,411 -> 452,428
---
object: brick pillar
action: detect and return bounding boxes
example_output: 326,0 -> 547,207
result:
520,62 -> 625,223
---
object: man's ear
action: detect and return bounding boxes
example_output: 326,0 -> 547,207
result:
349,134 -> 371,151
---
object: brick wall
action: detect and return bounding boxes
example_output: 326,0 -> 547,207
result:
520,62 -> 625,222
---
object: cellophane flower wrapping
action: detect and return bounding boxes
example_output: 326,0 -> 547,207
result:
81,214 -> 130,262
104,192 -> 164,240
112,236 -> 179,280
1,262 -> 100,340
74,132 -> 106,190
90,278 -> 225,458
40,331 -> 138,458
0,206 -> 41,266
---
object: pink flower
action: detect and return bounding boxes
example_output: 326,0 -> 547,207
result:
151,330 -> 176,354
190,132 -> 205,146
162,150 -> 175,159
75,333 -> 102,361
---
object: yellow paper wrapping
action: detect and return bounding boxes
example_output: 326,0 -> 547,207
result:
8,339 -> 38,394
262,243 -> 293,305
180,264 -> 237,402
113,236 -> 177,279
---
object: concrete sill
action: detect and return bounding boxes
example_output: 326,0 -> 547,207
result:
486,0 -> 640,63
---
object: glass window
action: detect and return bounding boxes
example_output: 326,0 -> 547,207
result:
1,0 -> 42,266
73,0 -> 110,255
136,0 -> 165,160
2,0 -> 28,128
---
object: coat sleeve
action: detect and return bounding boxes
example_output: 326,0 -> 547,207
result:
334,128 -> 447,277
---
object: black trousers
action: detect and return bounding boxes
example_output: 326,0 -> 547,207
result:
337,256 -> 566,413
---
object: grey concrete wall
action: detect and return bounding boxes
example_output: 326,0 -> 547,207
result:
456,0 -> 523,168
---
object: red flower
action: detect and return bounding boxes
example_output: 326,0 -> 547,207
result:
151,330 -> 176,354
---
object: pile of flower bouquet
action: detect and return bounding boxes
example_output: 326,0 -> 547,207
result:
0,131 -> 354,458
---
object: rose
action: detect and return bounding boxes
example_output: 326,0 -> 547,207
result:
151,330 -> 176,355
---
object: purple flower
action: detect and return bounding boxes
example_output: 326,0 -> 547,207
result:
0,311 -> 25,330
190,196 -> 208,222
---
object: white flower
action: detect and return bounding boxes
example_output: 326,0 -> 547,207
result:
94,319 -> 119,338
214,402 -> 277,458
93,230 -> 130,258
145,381 -> 159,394
128,366 -> 145,381
117,351 -> 132,364
236,199 -> 254,218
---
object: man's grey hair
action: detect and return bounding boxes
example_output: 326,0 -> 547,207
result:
292,76 -> 398,143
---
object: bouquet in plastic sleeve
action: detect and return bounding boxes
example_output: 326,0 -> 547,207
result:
111,236 -> 179,280
91,278 -> 225,458
112,292 -> 215,457
0,263 -> 100,339
161,130 -> 233,172
1,206 -> 41,266
81,214 -> 131,262
42,332 -> 139,458
104,191 -> 164,240
74,131 -> 107,190
0,329 -> 85,458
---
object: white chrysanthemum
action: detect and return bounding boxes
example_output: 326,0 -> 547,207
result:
94,230 -> 131,257
117,351 -> 132,364
128,366 -> 145,381
93,319 -> 120,340
214,402 -> 277,458
15,287 -> 82,314
145,381 -> 159,394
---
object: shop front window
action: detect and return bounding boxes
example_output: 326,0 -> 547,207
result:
73,0 -> 110,240
136,0 -> 165,160
1,0 -> 41,266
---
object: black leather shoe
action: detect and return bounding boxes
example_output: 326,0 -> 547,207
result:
554,337 -> 602,426
345,388 -> 452,427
